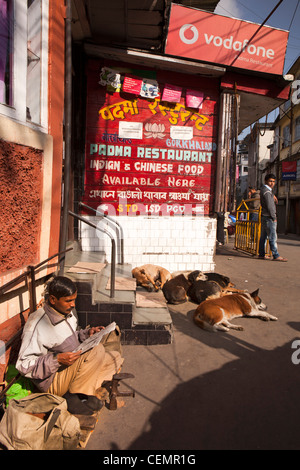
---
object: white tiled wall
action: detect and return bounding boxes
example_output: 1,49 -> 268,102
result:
79,215 -> 217,272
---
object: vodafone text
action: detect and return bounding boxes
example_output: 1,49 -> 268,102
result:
179,24 -> 275,60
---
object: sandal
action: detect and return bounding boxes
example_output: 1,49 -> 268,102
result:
273,256 -> 287,262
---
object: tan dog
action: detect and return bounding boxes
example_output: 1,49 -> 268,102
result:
193,289 -> 278,332
132,264 -> 172,292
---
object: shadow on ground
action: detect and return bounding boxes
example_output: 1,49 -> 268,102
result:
127,316 -> 300,450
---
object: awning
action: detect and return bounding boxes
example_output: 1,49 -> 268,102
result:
84,44 -> 226,78
85,43 -> 292,134
221,72 -> 291,133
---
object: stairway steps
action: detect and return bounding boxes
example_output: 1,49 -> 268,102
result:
64,246 -> 173,345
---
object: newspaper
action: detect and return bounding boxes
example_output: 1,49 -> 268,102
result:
73,322 -> 116,354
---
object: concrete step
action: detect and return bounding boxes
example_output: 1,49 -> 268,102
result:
94,263 -> 136,305
63,245 -> 173,344
64,241 -> 107,267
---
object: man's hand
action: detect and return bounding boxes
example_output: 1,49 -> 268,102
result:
56,351 -> 81,366
88,326 -> 105,336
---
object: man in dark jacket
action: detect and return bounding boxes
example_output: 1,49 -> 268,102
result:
258,174 -> 287,261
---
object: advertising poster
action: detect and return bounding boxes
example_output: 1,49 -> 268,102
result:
83,60 -> 219,216
165,4 -> 288,75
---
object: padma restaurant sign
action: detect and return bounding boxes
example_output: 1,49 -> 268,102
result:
165,4 -> 289,75
83,61 -> 218,216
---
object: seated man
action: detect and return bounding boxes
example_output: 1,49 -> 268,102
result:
16,276 -> 124,415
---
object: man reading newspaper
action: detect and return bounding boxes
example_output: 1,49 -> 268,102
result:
16,276 -> 123,415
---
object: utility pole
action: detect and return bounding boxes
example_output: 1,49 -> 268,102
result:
285,101 -> 294,234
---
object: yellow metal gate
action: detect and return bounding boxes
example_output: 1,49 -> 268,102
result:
234,199 -> 271,256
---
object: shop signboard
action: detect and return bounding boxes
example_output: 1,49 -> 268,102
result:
165,4 -> 288,76
83,61 -> 219,216
282,161 -> 297,181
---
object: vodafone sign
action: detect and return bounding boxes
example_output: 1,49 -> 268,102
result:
165,4 -> 289,75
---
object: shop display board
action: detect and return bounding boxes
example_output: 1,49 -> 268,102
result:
83,60 -> 219,216
165,4 -> 288,76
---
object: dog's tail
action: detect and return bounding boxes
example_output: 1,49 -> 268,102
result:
193,312 -> 217,332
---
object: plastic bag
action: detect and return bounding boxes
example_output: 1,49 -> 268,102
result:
5,365 -> 34,407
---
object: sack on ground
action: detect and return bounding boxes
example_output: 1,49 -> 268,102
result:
5,365 -> 35,406
0,393 -> 81,450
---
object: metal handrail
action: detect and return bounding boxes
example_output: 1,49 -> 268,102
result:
0,247 -> 74,396
0,248 -> 73,311
69,211 -> 116,298
79,202 -> 124,265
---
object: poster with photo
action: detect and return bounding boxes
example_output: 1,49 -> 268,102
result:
140,79 -> 160,99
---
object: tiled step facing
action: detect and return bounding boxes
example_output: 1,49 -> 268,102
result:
66,263 -> 173,346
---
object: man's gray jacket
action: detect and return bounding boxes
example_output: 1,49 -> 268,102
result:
260,185 -> 276,220
16,303 -> 90,392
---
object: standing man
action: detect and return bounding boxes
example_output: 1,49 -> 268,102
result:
248,186 -> 260,221
258,174 -> 287,262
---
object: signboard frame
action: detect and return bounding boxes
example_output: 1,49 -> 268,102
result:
83,60 -> 219,217
165,4 -> 289,76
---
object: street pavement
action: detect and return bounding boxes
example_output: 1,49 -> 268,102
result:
85,235 -> 300,451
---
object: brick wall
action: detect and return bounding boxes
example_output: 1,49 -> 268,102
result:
0,140 -> 43,273
79,215 -> 217,272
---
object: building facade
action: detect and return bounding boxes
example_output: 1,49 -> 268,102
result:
0,1 -> 292,376
0,0 -> 66,377
276,57 -> 300,235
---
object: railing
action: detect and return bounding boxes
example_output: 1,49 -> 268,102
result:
79,201 -> 124,265
234,199 -> 271,256
0,248 -> 73,398
0,248 -> 73,312
69,211 -> 116,298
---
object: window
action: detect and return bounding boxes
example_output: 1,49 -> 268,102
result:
295,116 -> 300,142
283,99 -> 291,112
27,0 -> 42,124
0,0 -> 13,106
0,0 -> 48,128
282,124 -> 291,148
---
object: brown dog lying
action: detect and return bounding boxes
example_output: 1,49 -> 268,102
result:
193,289 -> 277,332
188,280 -> 222,304
132,264 -> 172,292
204,273 -> 234,289
163,270 -> 207,304
188,272 -> 245,304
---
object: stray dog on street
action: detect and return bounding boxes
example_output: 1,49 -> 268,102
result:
132,264 -> 172,292
188,279 -> 223,304
204,272 -> 234,289
193,289 -> 278,332
163,270 -> 207,304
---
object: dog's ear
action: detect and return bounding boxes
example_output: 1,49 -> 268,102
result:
140,269 -> 146,274
188,270 -> 200,282
251,289 -> 259,297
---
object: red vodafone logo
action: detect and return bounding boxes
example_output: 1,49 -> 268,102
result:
179,24 -> 199,45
